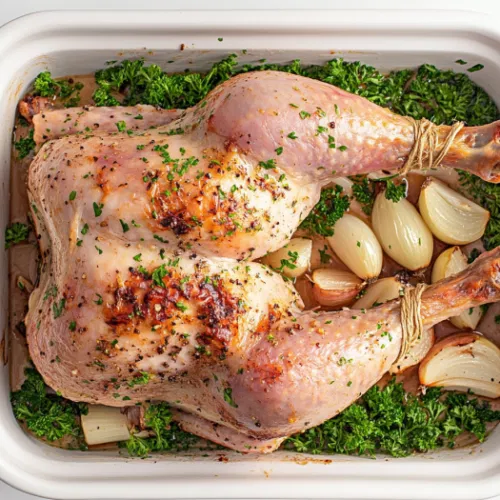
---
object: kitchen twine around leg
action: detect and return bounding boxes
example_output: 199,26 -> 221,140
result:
393,283 -> 428,369
401,118 -> 464,175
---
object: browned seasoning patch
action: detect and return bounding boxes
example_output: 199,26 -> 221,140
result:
148,149 -> 273,240
105,267 -> 243,357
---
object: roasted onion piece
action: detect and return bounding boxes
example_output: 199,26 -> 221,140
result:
419,177 -> 489,245
419,333 -> 500,399
327,214 -> 382,280
431,246 -> 483,330
372,193 -> 433,270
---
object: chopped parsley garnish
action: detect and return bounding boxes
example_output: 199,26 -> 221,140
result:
93,202 -> 104,217
287,131 -> 298,139
384,180 -> 406,203
285,379 -> 500,457
275,146 -> 283,155
69,191 -> 77,201
168,257 -> 180,267
93,55 -> 238,108
33,72 -> 83,103
128,371 -> 151,387
153,234 -> 168,244
223,387 -> 238,408
43,285 -> 58,301
52,298 -> 66,319
351,177 -> 375,215
116,121 -> 127,132
5,222 -> 29,249
258,159 -> 277,170
14,129 -> 36,159
275,250 -> 299,274
94,293 -> 103,305
300,185 -> 350,237
95,246 -> 103,255
11,368 -> 87,445
81,223 -> 89,235
153,144 -> 199,177
175,302 -> 188,312
351,177 -> 406,211
133,253 -> 142,262
319,245 -> 332,264
163,127 -> 185,136
299,110 -> 311,120
120,402 -> 197,457
120,219 -> 130,233
467,64 -> 484,73
152,264 -> 168,288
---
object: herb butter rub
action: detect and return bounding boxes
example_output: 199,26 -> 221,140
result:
24,69 -> 500,453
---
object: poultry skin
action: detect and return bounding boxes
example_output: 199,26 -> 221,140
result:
26,71 -> 500,452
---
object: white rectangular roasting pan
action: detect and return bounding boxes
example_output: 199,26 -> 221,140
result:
0,9 -> 500,500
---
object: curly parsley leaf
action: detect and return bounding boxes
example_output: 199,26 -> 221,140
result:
14,129 -> 36,159
351,176 -> 375,215
5,222 -> 30,249
285,379 -> 500,457
33,71 -> 83,106
121,402 -> 198,457
11,368 -> 87,445
128,371 -> 151,388
384,180 -> 406,203
93,55 -> 238,109
299,185 -> 350,237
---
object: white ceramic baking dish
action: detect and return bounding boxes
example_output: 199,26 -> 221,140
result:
1,9 -> 500,500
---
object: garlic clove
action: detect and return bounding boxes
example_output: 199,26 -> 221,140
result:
431,246 -> 483,329
326,213 -> 382,279
418,177 -> 489,245
352,276 -> 404,309
261,238 -> 312,278
311,268 -> 363,307
419,332 -> 500,398
372,192 -> 433,270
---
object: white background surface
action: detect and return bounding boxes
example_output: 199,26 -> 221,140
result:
1,0 -> 499,499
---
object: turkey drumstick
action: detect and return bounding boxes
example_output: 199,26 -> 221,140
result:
30,71 -> 500,261
25,70 -> 500,453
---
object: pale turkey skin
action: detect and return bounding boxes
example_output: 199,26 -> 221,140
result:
25,70 -> 500,452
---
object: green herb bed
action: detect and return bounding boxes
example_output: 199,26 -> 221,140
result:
9,55 -> 500,458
